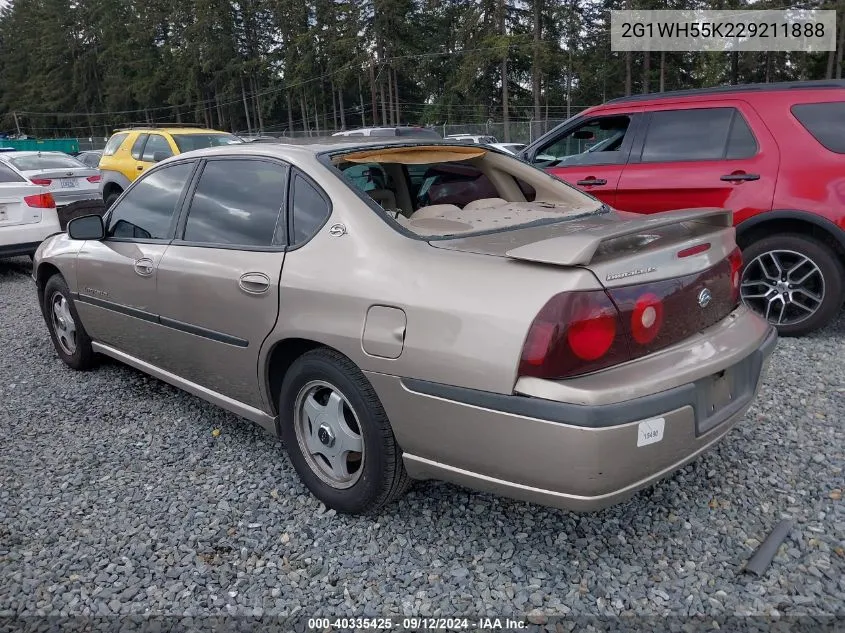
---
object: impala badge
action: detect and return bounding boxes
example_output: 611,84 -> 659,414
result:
329,223 -> 347,237
698,288 -> 712,308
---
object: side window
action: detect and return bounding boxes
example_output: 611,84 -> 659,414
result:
183,159 -> 287,247
130,134 -> 148,160
103,133 -> 128,156
141,135 -> 173,162
641,108 -> 754,162
290,172 -> 331,245
106,162 -> 194,240
0,162 -> 25,183
792,102 -> 845,153
534,115 -> 632,167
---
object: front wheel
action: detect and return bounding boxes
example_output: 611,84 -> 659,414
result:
279,348 -> 410,514
43,274 -> 96,370
740,234 -> 844,337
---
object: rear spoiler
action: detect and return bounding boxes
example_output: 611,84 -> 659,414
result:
504,208 -> 733,266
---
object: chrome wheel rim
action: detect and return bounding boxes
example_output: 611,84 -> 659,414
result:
293,380 -> 364,489
51,293 -> 77,355
740,249 -> 825,326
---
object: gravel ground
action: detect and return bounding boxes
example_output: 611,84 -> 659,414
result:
1,256 -> 843,629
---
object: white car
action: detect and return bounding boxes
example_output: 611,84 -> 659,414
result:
0,151 -> 101,207
445,134 -> 498,144
489,142 -> 527,155
0,160 -> 61,259
333,127 -> 441,139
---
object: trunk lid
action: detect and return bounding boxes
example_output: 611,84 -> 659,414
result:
0,183 -> 47,227
431,206 -> 741,364
22,168 -> 99,195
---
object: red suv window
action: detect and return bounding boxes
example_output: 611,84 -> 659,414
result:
640,108 -> 757,162
791,102 -> 845,153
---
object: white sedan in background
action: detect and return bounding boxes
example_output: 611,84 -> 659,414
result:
0,151 -> 100,206
489,142 -> 527,155
0,159 -> 60,259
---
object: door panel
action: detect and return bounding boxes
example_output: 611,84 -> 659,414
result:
74,241 -> 170,361
153,247 -> 283,408
546,165 -> 623,206
615,102 -> 778,223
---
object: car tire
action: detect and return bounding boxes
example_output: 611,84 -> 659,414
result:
104,191 -> 121,210
279,348 -> 411,514
741,234 -> 844,337
43,274 -> 96,370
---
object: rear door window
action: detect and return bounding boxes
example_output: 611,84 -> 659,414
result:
141,135 -> 173,162
640,107 -> 756,162
182,159 -> 287,247
792,102 -> 845,153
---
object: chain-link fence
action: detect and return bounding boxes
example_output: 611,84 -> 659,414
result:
51,112 -> 595,152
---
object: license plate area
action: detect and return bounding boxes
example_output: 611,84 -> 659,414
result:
59,178 -> 78,189
694,356 -> 754,436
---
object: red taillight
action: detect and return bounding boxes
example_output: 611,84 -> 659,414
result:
87,175 -> 101,183
728,246 -> 743,305
518,291 -> 629,380
30,178 -> 52,186
630,292 -> 664,345
24,193 -> 56,208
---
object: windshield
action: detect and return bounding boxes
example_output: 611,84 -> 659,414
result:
9,154 -> 86,171
172,133 -> 242,152
331,144 -> 601,239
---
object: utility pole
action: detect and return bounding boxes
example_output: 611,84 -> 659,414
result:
358,75 -> 366,127
13,111 -> 22,137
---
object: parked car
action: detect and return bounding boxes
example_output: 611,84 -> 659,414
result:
0,160 -> 60,259
446,134 -> 499,144
333,126 -> 441,139
33,139 -> 776,514
98,126 -> 241,208
521,80 -> 845,336
0,151 -> 100,207
76,150 -> 103,169
489,142 -> 527,155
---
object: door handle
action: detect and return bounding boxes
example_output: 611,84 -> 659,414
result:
239,272 -> 271,294
576,177 -> 608,186
136,165 -> 144,171
133,257 -> 154,277
720,172 -> 759,182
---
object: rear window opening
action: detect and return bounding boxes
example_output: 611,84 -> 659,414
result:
9,154 -> 85,171
330,145 -> 603,238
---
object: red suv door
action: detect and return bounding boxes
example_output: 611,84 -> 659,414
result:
615,102 -> 778,223
525,110 -> 643,207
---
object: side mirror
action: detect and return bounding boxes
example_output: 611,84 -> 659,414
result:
152,151 -> 172,163
67,214 -> 105,240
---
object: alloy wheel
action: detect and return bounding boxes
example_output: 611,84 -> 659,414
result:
740,249 -> 825,326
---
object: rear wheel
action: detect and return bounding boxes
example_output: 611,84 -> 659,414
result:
43,274 -> 96,370
279,348 -> 410,514
740,234 -> 843,337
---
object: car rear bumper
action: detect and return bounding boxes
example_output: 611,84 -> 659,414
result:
0,211 -> 62,257
366,310 -> 776,512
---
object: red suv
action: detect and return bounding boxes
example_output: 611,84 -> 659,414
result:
521,80 -> 845,336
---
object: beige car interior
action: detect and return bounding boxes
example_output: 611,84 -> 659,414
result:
334,145 -> 602,236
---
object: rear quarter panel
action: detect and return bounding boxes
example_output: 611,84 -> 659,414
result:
261,157 -> 602,399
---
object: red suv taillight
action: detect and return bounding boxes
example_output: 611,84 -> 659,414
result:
24,193 -> 56,208
519,254 -> 739,380
728,246 -> 743,306
30,178 -> 52,186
